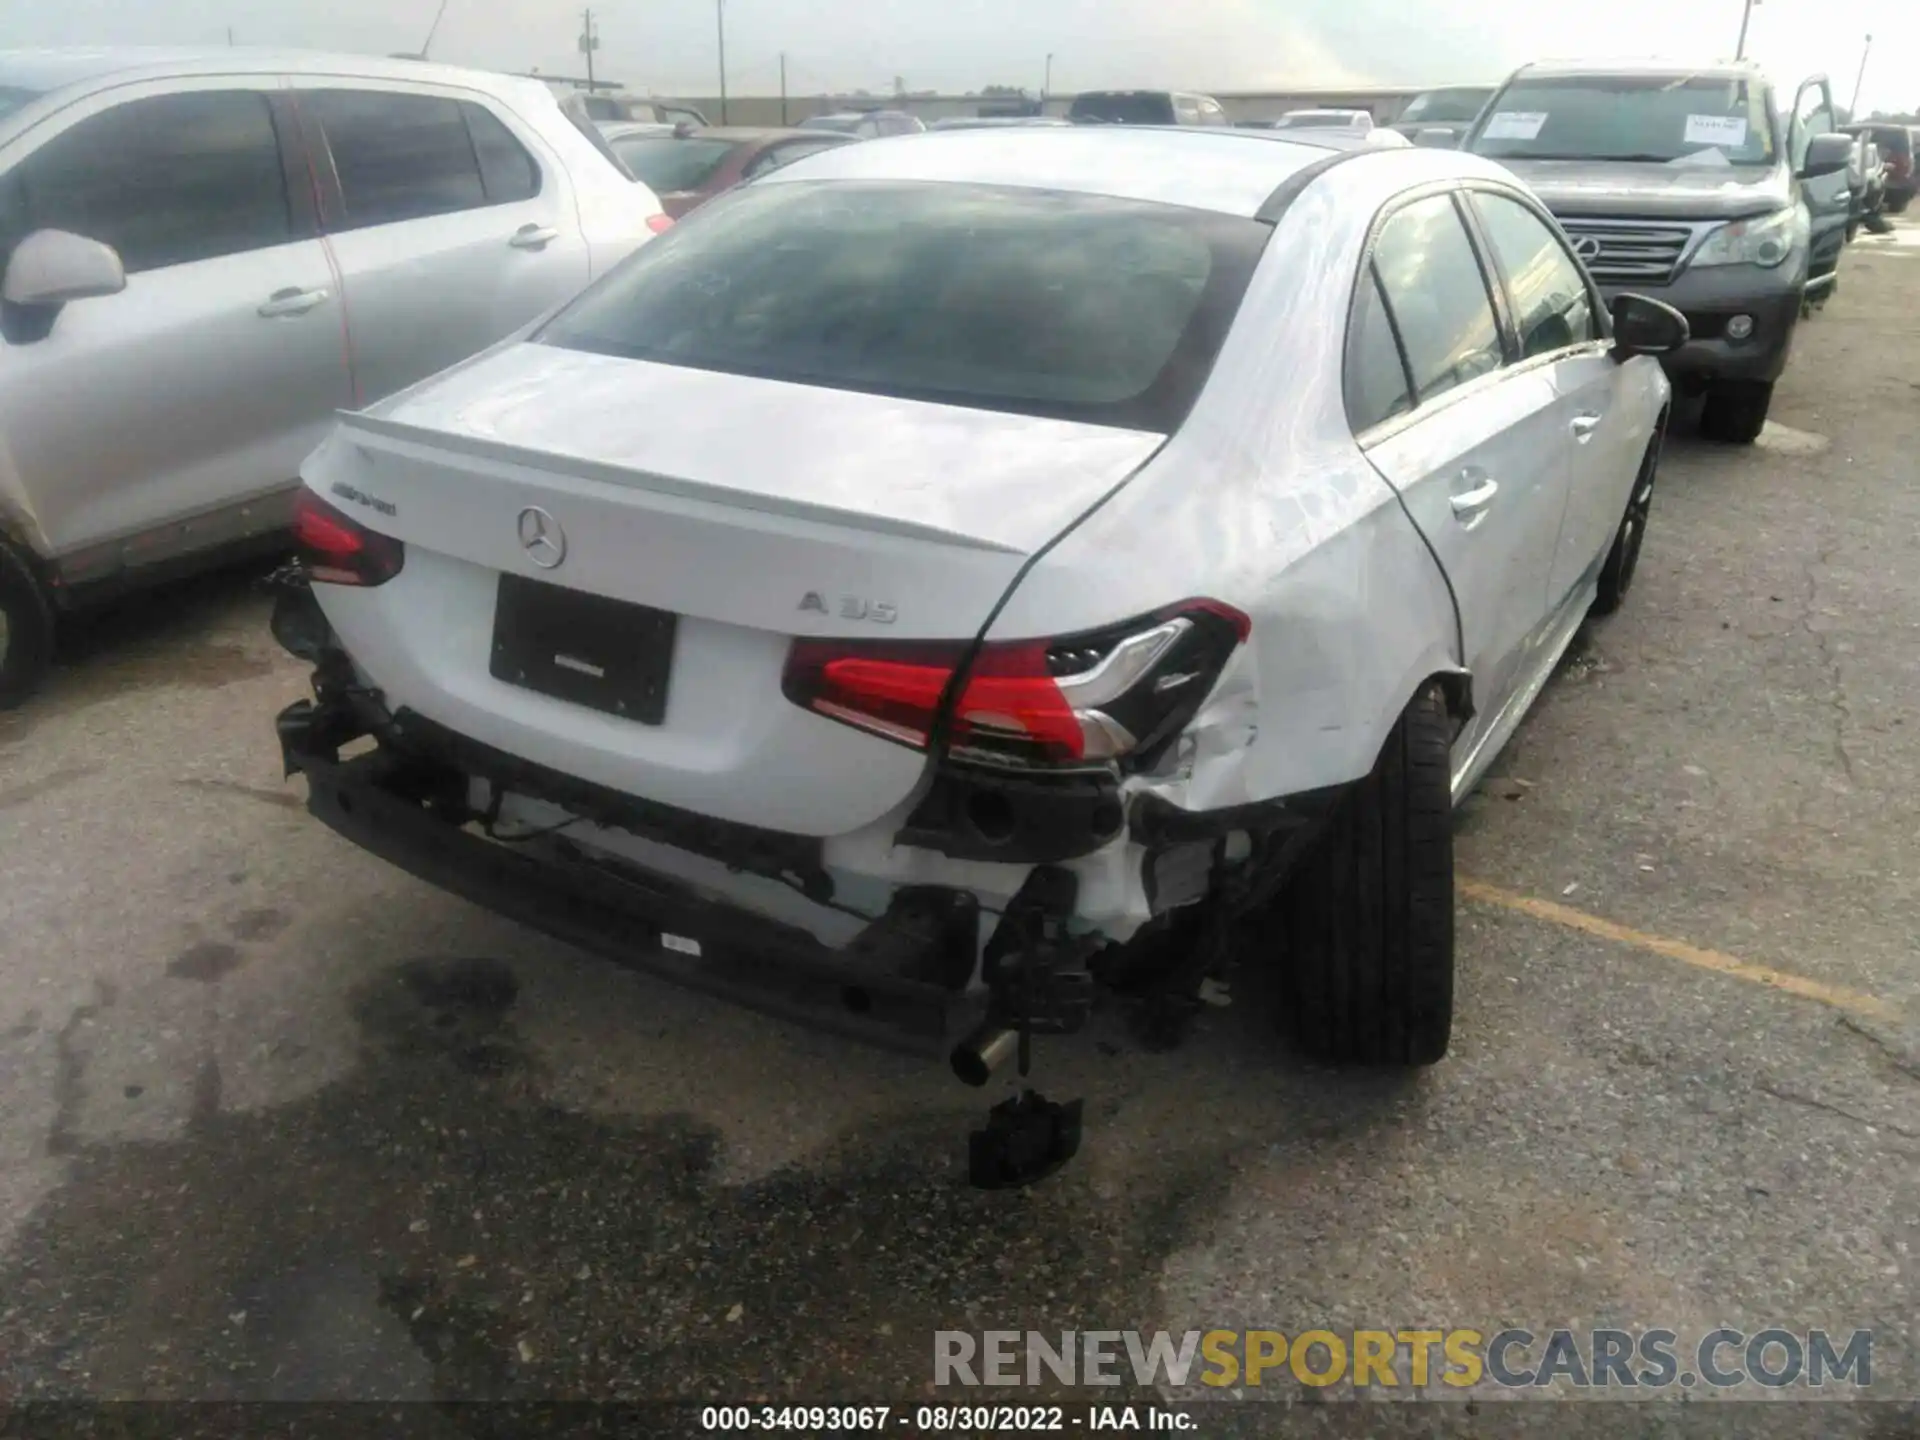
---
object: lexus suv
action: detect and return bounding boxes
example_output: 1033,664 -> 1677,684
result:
1467,59 -> 1853,443
273,126 -> 1682,1180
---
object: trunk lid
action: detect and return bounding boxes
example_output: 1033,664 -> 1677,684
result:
305,343 -> 1164,837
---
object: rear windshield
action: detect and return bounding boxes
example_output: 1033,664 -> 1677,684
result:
1277,114 -> 1356,129
609,135 -> 737,192
1401,89 -> 1491,124
798,115 -> 861,133
1069,93 -> 1176,126
1471,75 -> 1777,166
537,180 -> 1269,431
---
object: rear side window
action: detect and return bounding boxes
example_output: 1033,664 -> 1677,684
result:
0,90 -> 290,274
742,138 -> 845,179
1346,267 -> 1414,432
1370,193 -> 1504,405
1069,93 -> 1176,126
610,136 -> 738,193
1469,191 -> 1596,357
308,90 -> 485,228
538,180 -> 1270,431
463,103 -> 539,203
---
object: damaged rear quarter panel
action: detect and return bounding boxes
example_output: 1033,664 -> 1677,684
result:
983,167 -> 1464,812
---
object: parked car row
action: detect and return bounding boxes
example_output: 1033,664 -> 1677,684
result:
0,40 -> 1896,1178
269,116 -> 1690,1183
1841,121 -> 1916,214
1845,132 -> 1890,241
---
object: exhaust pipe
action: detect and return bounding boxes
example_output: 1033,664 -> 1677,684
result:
950,1023 -> 1019,1087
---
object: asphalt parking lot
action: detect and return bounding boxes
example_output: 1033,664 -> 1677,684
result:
0,229 -> 1916,1434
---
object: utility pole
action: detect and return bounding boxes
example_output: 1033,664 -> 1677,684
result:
1043,53 -> 1054,108
579,8 -> 599,91
1734,0 -> 1759,61
227,25 -> 235,45
780,52 -> 788,126
716,0 -> 729,123
1850,34 -> 1873,118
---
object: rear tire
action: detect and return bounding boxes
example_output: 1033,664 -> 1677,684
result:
1592,429 -> 1662,617
1275,683 -> 1454,1066
0,537 -> 55,710
1699,379 -> 1773,445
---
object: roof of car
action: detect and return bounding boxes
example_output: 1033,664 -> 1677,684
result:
757,124 -> 1505,219
0,46 -> 552,104
605,124 -> 834,144
599,121 -> 677,140
696,126 -> 852,142
1512,57 -> 1766,82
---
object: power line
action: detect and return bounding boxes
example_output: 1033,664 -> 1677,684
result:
419,0 -> 451,59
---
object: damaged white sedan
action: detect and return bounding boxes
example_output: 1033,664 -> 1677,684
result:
275,126 -> 1684,1183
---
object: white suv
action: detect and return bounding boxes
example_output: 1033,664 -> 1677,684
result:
0,49 -> 668,705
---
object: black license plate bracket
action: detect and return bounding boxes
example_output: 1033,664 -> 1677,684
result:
489,573 -> 676,724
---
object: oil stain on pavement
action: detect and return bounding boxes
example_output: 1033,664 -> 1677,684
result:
0,957 -> 1232,1403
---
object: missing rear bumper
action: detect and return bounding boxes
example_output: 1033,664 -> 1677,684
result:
278,696 -> 973,1055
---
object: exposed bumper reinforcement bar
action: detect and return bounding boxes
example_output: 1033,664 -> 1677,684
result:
280,700 -> 965,1056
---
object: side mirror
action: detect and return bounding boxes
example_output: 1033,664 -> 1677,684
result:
2,229 -> 127,309
1413,125 -> 1459,149
1800,132 -> 1853,180
1609,293 -> 1689,361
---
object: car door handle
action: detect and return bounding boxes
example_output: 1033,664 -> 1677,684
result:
1449,475 -> 1500,523
1571,412 -> 1602,442
510,224 -> 560,250
257,286 -> 329,318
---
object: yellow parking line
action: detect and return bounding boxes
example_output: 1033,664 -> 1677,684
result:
1458,878 -> 1898,1020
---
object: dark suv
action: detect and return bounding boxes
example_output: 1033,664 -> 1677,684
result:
1841,123 -> 1914,213
1467,60 -> 1852,444
1066,91 -> 1230,126
1390,86 -> 1494,146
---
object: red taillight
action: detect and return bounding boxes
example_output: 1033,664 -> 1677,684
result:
782,600 -> 1250,770
292,489 -> 404,587
646,212 -> 675,234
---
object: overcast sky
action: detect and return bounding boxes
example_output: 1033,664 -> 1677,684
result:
6,0 -> 1916,115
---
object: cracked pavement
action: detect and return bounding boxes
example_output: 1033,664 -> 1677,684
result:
0,228 -> 1914,1433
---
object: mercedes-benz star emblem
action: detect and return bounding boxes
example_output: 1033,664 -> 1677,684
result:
516,506 -> 567,569
1573,236 -> 1603,262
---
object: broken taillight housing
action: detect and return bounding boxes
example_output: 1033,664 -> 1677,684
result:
782,600 -> 1250,770
292,489 -> 404,587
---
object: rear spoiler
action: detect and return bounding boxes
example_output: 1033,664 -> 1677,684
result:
330,410 -> 1028,556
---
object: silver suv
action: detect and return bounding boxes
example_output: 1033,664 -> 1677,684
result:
0,49 -> 670,705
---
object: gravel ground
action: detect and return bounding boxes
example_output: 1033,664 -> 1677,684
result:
0,226 -> 1914,1438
